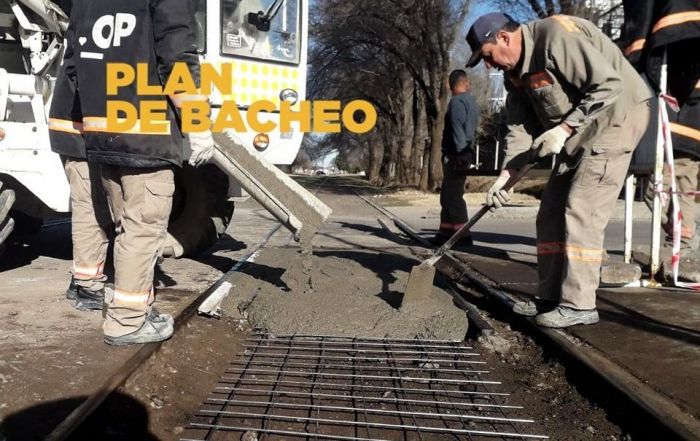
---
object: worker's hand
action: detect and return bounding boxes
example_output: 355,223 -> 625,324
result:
531,124 -> 571,158
455,150 -> 473,168
485,173 -> 512,212
187,129 -> 215,167
451,150 -> 473,174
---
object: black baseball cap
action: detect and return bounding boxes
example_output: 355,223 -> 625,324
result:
465,12 -> 517,68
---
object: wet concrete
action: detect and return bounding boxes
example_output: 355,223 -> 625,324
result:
236,248 -> 468,341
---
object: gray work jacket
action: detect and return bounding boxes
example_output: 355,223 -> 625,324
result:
502,15 -> 653,171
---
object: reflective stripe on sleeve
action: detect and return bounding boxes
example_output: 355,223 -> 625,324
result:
169,93 -> 208,109
624,39 -> 646,56
653,11 -> 700,33
670,123 -> 700,142
82,117 -> 171,136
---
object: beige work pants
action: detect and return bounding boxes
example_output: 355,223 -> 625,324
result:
101,165 -> 174,338
63,158 -> 110,291
653,156 -> 699,241
670,157 -> 699,239
536,101 -> 650,310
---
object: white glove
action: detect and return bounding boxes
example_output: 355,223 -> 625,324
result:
531,125 -> 570,158
486,175 -> 512,212
187,129 -> 215,167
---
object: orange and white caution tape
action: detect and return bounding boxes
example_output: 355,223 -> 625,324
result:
659,93 -> 700,291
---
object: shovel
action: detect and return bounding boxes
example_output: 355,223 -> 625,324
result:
402,163 -> 536,307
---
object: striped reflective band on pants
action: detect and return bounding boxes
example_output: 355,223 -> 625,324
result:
48,118 -> 83,135
439,222 -> 466,233
537,242 -> 603,263
82,117 -> 171,136
73,261 -> 105,278
112,287 -> 153,305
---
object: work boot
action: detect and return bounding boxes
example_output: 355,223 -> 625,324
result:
66,277 -> 78,300
103,313 -> 174,346
74,285 -> 105,311
512,298 -> 558,317
535,306 -> 599,328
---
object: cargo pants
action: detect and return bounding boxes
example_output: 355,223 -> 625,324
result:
439,156 -> 469,236
101,166 -> 174,338
63,159 -> 111,291
536,101 -> 650,310
643,155 -> 699,243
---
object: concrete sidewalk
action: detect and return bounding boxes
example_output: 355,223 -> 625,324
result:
388,204 -> 700,425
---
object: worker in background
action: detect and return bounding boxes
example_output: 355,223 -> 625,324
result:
435,70 -> 479,247
49,0 -> 214,345
468,12 -> 652,327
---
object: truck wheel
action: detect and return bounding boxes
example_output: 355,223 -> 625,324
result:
162,164 -> 235,258
0,181 -> 16,254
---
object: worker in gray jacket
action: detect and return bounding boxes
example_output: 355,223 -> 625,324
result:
436,70 -> 480,246
466,12 -> 652,327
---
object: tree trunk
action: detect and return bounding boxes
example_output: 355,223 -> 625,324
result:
397,78 -> 415,184
427,115 -> 444,191
412,88 -> 427,186
419,137 -> 431,191
427,74 -> 449,192
367,136 -> 383,186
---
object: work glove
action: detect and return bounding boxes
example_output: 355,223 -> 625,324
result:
531,125 -> 570,158
187,129 -> 216,167
485,174 -> 511,212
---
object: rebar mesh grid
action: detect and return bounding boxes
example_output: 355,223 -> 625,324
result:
182,334 -> 548,440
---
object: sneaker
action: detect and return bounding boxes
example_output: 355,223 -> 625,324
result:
103,313 -> 174,346
535,306 -> 599,328
74,286 -> 105,311
512,298 -> 558,317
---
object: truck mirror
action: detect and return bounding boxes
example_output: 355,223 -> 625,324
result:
247,11 -> 270,32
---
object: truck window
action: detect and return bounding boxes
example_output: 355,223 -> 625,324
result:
220,0 -> 300,64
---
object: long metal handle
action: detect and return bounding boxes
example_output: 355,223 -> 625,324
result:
427,163 -> 536,265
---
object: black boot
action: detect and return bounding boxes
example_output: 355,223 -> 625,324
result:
66,277 -> 78,300
74,285 -> 105,311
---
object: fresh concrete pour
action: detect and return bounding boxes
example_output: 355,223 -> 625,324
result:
229,248 -> 469,341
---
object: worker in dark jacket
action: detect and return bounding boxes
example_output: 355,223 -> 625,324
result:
436,70 -> 480,246
50,0 -> 214,345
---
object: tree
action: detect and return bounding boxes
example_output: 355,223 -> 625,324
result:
309,0 -> 471,191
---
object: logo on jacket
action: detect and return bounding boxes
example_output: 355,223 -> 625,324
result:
80,14 -> 136,60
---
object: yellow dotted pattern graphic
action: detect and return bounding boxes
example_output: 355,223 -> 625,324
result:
218,61 -> 301,106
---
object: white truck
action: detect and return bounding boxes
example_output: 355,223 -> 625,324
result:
0,0 -> 308,257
